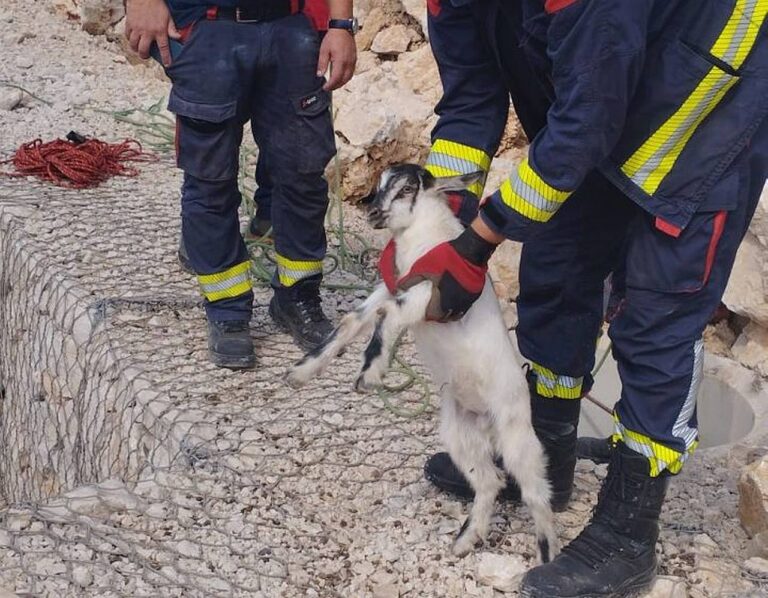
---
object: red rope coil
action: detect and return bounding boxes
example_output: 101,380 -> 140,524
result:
1,137 -> 150,188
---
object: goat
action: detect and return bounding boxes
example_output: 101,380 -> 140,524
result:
286,164 -> 558,563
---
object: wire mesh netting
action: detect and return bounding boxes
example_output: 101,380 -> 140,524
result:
0,112 -> 767,597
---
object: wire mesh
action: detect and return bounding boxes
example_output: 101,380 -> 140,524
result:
0,115 -> 766,597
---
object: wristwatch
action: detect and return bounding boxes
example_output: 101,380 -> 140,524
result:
328,17 -> 359,35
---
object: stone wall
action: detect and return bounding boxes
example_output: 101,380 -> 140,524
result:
0,206 -> 174,503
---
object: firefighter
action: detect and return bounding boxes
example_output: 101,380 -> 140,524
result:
125,0 -> 358,368
392,0 -> 768,595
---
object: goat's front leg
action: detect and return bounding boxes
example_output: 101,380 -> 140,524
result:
287,284 -> 390,388
354,281 -> 432,392
440,397 -> 505,557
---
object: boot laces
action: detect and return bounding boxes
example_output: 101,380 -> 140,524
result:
562,524 -> 623,570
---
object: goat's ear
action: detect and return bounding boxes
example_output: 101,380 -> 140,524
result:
431,171 -> 484,194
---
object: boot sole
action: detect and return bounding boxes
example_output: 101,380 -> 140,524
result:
209,350 -> 256,370
519,567 -> 656,598
268,300 -> 323,351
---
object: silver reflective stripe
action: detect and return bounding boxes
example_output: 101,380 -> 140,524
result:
426,152 -> 486,175
632,71 -> 734,188
672,338 -> 703,450
721,0 -> 757,65
509,170 -> 564,214
279,265 -> 322,280
200,272 -> 250,293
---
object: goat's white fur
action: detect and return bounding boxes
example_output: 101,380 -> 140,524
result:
287,169 -> 559,562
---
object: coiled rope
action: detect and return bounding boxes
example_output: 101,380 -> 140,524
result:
1,134 -> 148,188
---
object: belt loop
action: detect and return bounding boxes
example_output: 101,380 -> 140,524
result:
206,6 -> 218,20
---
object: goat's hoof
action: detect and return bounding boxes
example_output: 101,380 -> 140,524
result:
452,522 -> 482,557
285,368 -> 307,389
354,375 -> 371,394
452,532 -> 481,557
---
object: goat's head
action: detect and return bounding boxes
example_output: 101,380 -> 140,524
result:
364,164 -> 483,232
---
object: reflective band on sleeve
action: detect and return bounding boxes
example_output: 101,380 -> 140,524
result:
622,0 -> 767,195
198,261 -> 252,302
425,139 -> 492,197
612,414 -> 699,477
276,253 -> 324,287
531,362 -> 583,399
499,159 -> 572,223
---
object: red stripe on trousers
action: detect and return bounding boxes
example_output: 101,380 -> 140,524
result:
545,0 -> 579,13
703,210 -> 727,285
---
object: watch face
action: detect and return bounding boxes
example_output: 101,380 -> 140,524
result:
350,17 -> 359,34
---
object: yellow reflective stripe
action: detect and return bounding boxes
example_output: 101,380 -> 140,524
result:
198,261 -> 252,302
427,140 -> 492,197
518,159 -> 570,203
276,253 -> 323,287
612,415 -> 699,477
622,0 -> 766,194
499,160 -> 572,223
532,362 -> 583,400
431,139 -> 492,172
711,0 -> 768,69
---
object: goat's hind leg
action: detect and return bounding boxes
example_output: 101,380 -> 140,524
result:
355,281 -> 432,392
441,398 -> 505,557
496,415 -> 559,563
287,284 -> 390,387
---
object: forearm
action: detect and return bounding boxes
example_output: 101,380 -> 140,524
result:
327,0 -> 352,19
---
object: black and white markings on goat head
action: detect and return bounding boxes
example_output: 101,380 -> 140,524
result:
370,164 -> 435,225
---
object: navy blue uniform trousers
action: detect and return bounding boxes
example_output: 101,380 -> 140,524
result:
429,0 -> 768,475
516,136 -> 767,474
166,14 -> 335,321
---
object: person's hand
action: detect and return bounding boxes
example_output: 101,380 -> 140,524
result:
317,29 -> 357,91
125,0 -> 181,67
396,227 -> 497,322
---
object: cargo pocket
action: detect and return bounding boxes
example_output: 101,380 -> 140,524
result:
293,88 -> 336,174
625,171 -> 739,294
169,89 -> 239,181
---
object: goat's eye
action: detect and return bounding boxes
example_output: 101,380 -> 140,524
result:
401,185 -> 415,194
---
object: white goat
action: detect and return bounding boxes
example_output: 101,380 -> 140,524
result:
287,165 -> 558,562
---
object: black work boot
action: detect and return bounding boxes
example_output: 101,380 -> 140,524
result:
520,441 -> 670,598
424,370 -> 580,511
178,235 -> 194,274
208,320 -> 256,369
246,215 -> 272,240
577,435 -> 614,465
269,274 -> 333,349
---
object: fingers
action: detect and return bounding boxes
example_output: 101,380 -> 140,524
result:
128,29 -> 141,54
316,43 -> 330,80
167,20 -> 182,40
156,34 -> 172,66
137,33 -> 153,60
324,63 -> 344,92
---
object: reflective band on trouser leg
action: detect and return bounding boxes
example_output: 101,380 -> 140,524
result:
499,159 -> 572,223
531,362 -> 583,399
425,139 -> 492,197
622,0 -> 767,194
612,416 -> 699,477
613,338 -> 704,477
198,261 -> 253,302
276,253 -> 323,287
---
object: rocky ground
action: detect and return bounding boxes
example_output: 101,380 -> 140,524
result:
1,1 -> 768,597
